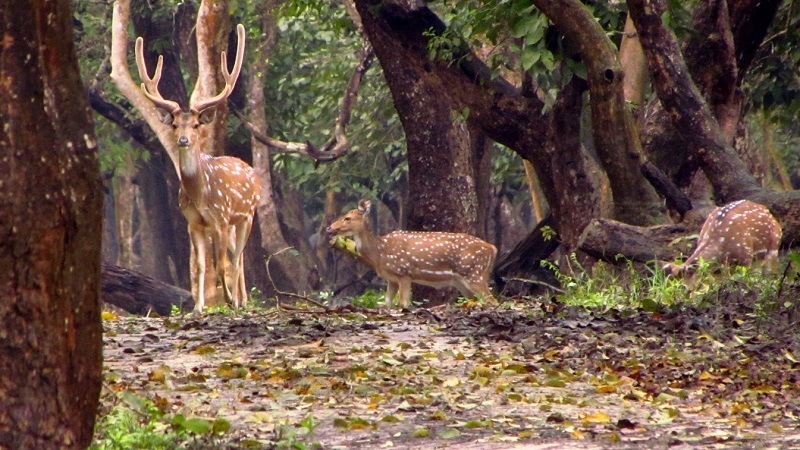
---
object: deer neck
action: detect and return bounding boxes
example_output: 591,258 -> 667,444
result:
178,146 -> 209,207
353,228 -> 383,270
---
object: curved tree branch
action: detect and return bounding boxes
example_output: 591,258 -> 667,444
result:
532,0 -> 663,225
627,0 -> 800,244
110,0 -> 179,174
627,0 -> 760,201
236,41 -> 374,162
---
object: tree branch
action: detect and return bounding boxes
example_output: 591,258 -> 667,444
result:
109,0 -> 179,174
236,41 -> 375,162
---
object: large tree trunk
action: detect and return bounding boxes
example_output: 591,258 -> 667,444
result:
135,152 -> 191,287
0,0 -> 103,446
639,0 -> 782,200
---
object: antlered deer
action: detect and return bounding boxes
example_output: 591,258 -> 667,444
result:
664,200 -> 782,278
135,25 -> 260,312
326,200 -> 497,308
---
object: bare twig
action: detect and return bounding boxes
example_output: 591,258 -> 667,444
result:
265,247 -> 376,315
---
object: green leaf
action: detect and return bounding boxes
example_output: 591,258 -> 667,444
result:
438,428 -> 461,439
182,418 -> 212,435
520,48 -> 541,72
512,15 -> 537,38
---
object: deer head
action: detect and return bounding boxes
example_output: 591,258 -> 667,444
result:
326,199 -> 371,244
134,24 -> 245,162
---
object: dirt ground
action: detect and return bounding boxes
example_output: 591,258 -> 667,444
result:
101,291 -> 800,449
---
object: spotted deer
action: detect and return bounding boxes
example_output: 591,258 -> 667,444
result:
135,25 -> 260,312
326,200 -> 497,308
664,200 -> 782,278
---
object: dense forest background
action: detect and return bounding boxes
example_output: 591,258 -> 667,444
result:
73,0 -> 800,306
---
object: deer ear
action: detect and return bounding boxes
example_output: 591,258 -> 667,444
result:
358,200 -> 371,215
156,108 -> 174,125
198,107 -> 217,124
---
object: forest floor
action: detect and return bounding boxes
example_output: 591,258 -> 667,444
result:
100,287 -> 800,449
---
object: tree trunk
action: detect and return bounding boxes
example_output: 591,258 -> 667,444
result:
628,0 -> 800,244
114,155 -> 136,268
639,0 -> 781,197
135,152 -> 191,287
0,0 -> 103,446
619,14 -> 648,123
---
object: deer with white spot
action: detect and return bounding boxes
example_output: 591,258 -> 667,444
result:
326,200 -> 497,308
664,200 -> 782,278
135,25 -> 260,312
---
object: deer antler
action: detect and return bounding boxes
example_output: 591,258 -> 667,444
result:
134,37 -> 182,114
191,24 -> 246,114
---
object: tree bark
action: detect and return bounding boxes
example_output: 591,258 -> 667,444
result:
619,14 -> 648,123
640,0 -> 782,192
0,0 -> 103,446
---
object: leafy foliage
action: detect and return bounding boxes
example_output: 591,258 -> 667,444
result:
263,0 -> 406,220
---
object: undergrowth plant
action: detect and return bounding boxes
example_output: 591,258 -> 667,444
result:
91,391 -> 230,449
542,253 -> 790,312
349,289 -> 387,309
273,414 -> 322,449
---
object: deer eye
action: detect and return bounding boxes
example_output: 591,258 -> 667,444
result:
193,123 -> 200,129
344,217 -> 351,222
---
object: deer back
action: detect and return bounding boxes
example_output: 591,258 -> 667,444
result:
377,231 -> 497,280
686,200 -> 781,267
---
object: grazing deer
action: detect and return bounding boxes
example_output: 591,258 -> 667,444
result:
135,25 -> 260,312
326,200 -> 497,308
663,200 -> 782,278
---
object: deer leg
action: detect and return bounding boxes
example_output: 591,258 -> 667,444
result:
190,227 -> 207,312
452,277 -> 477,299
763,249 -> 780,275
398,279 -> 412,310
216,225 -> 233,305
385,281 -> 399,308
237,253 -> 246,307
230,220 -> 251,308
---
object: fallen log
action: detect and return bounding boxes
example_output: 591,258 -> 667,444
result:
101,263 -> 194,316
577,218 -> 694,264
